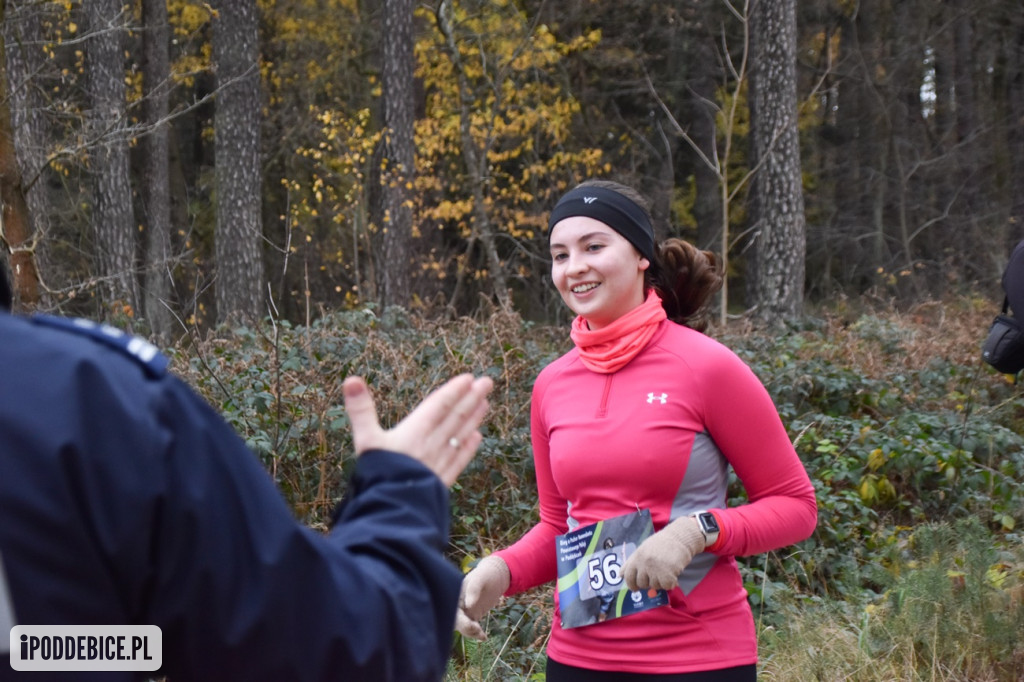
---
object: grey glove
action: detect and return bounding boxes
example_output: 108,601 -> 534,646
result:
622,516 -> 706,592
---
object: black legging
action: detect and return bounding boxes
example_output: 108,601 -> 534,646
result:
545,657 -> 757,682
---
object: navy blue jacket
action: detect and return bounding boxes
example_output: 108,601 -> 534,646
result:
0,313 -> 462,681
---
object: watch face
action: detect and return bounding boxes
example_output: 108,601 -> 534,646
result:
698,512 -> 719,533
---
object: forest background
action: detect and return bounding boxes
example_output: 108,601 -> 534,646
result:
0,0 -> 1022,680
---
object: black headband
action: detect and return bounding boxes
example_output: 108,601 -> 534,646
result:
547,185 -> 655,262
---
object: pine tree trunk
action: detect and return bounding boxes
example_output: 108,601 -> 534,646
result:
2,0 -> 51,307
141,0 -> 174,340
85,0 -> 138,313
0,0 -> 37,307
748,0 -> 805,323
213,0 -> 265,326
0,27 -> 36,307
377,0 -> 413,308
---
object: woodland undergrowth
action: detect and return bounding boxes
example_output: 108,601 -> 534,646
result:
169,296 -> 1024,681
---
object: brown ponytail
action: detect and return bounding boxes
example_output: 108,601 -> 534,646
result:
648,239 -> 723,333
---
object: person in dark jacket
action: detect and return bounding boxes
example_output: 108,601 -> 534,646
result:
0,308 -> 493,681
1001,240 -> 1024,318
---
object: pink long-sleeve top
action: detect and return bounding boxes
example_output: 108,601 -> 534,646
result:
493,318 -> 817,674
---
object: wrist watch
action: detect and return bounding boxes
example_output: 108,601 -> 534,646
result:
691,510 -> 720,546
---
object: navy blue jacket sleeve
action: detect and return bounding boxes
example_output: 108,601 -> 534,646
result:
150,379 -> 462,682
0,314 -> 462,682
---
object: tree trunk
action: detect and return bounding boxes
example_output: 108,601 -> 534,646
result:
0,0 -> 36,308
748,0 -> 805,323
951,0 -> 985,268
213,0 -> 265,326
889,0 -> 930,294
2,0 -> 51,307
141,0 -> 174,341
688,34 -> 723,256
376,0 -> 414,308
85,0 -> 138,314
933,18 -> 955,148
952,0 -> 979,148
828,3 -> 887,289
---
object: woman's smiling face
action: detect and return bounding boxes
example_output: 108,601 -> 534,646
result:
549,216 -> 650,330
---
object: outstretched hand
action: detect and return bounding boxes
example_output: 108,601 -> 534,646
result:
342,374 -> 494,486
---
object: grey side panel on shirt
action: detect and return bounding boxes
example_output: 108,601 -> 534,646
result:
672,430 -> 729,594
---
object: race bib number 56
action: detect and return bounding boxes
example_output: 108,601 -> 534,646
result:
578,543 -> 635,600
555,510 -> 669,629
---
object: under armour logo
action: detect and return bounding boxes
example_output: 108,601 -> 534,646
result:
583,196 -> 597,204
646,392 -> 668,404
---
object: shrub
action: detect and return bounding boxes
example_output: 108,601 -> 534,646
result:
167,300 -> 1024,679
